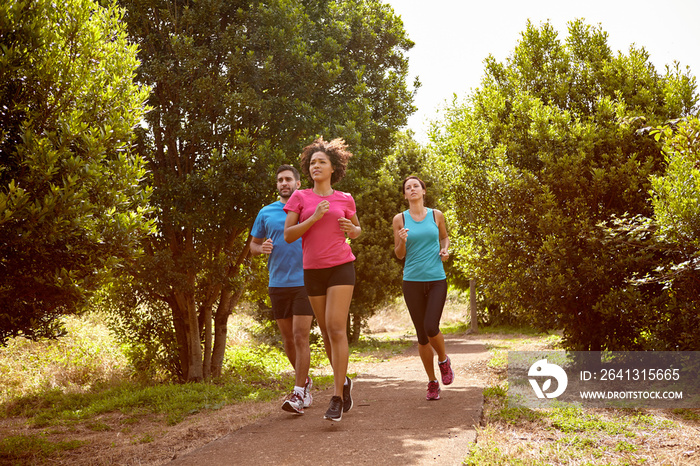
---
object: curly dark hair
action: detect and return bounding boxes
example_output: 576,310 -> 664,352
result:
300,136 -> 353,185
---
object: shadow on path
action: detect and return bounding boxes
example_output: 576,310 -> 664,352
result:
170,334 -> 487,465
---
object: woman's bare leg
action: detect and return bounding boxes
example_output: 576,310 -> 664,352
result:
418,342 -> 437,380
308,295 -> 331,364
325,285 -> 354,397
428,331 -> 447,362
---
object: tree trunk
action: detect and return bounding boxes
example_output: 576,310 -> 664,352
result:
211,287 -> 234,378
347,310 -> 362,344
202,302 -> 213,380
469,278 -> 478,333
210,239 -> 252,378
169,298 -> 189,381
186,297 -> 204,382
200,283 -> 221,380
172,271 -> 203,382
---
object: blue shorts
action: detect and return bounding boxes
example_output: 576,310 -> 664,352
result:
303,261 -> 356,297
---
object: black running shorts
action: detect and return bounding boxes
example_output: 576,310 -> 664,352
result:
268,286 -> 314,319
303,261 -> 356,297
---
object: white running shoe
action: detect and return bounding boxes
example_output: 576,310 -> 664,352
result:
303,377 -> 313,408
282,392 -> 304,414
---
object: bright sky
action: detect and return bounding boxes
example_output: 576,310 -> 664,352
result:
385,0 -> 700,142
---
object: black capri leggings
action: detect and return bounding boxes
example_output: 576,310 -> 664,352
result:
402,279 -> 448,345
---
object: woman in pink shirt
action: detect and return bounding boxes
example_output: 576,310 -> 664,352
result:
284,137 -> 361,422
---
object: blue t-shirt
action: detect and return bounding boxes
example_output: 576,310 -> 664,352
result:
402,208 -> 447,282
250,201 -> 304,287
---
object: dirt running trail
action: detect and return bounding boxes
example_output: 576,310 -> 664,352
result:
169,334 -> 487,465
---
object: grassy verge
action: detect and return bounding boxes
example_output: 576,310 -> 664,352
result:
465,331 -> 700,466
0,314 -> 410,464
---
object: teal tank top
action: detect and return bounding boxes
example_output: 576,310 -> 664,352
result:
402,208 -> 446,282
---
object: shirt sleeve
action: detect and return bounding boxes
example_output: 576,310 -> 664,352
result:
250,210 -> 266,239
344,193 -> 356,218
283,190 -> 303,215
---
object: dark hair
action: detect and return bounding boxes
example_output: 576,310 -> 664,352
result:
300,137 -> 353,185
402,175 -> 426,193
276,164 -> 300,181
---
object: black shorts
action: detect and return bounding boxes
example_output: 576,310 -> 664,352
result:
303,261 -> 356,297
268,286 -> 314,320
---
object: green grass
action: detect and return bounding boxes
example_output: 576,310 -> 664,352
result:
1,337 -> 306,428
673,408 -> 700,421
349,334 -> 412,363
470,390 -> 682,465
2,337 -> 345,428
4,365 -> 290,428
0,313 -> 130,405
0,434 -> 86,463
483,383 -> 543,425
480,330 -> 562,372
441,320 -> 469,334
464,334 -> 696,466
487,349 -> 508,370
477,324 -> 543,335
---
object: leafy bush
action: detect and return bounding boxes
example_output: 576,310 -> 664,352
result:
0,0 -> 152,343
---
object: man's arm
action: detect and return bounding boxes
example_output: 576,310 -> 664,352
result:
250,237 -> 273,255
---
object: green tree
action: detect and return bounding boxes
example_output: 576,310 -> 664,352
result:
430,20 -> 698,350
115,0 -> 416,380
349,132 -> 435,341
650,118 -> 700,254
592,117 -> 700,351
0,0 -> 152,344
644,116 -> 700,349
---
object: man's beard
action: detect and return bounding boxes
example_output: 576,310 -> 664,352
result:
278,187 -> 294,199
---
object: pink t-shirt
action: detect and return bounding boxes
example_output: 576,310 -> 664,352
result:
284,189 -> 356,269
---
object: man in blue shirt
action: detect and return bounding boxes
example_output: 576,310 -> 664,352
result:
251,165 -> 314,415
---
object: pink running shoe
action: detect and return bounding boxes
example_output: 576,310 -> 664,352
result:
426,380 -> 441,400
438,355 -> 454,385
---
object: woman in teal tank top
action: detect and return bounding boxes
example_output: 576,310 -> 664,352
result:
392,176 -> 455,401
